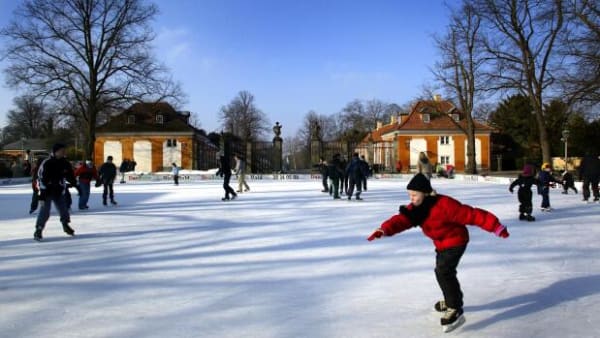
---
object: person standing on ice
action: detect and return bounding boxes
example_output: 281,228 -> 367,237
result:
560,171 -> 577,195
29,156 -> 45,214
234,154 -> 250,193
74,160 -> 99,210
317,157 -> 329,193
33,143 -> 78,241
98,156 -> 118,206
367,173 -> 509,333
327,153 -> 344,199
171,162 -> 180,186
578,152 -> 600,203
346,152 -> 365,200
216,155 -> 237,201
417,152 -> 433,179
538,163 -> 561,211
509,164 -> 541,221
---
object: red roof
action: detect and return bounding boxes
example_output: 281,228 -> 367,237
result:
363,99 -> 493,143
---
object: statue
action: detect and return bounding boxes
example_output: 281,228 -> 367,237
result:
273,121 -> 282,138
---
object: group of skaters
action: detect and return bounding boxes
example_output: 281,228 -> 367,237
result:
318,153 -> 371,200
216,153 -> 251,201
29,143 -> 120,241
509,154 -> 600,222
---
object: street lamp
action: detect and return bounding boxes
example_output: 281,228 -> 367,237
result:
561,129 -> 570,171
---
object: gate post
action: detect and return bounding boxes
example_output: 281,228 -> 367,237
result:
310,121 -> 322,167
272,122 -> 283,173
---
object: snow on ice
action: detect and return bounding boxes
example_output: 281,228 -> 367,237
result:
0,178 -> 599,338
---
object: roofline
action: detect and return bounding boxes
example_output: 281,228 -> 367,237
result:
96,131 -> 197,137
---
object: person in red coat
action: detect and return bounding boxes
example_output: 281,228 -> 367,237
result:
367,173 -> 509,332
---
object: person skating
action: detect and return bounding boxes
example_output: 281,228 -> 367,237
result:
216,155 -> 237,201
34,143 -> 78,241
29,157 -> 45,214
538,163 -> 561,211
346,153 -> 365,200
327,153 -> 344,199
98,156 -> 118,206
509,164 -> 541,221
417,152 -> 433,179
561,171 -> 577,195
367,173 -> 509,332
578,152 -> 600,203
340,156 -> 349,196
171,162 -> 180,186
119,159 -> 129,183
74,160 -> 99,210
360,155 -> 370,191
234,154 -> 250,193
318,157 -> 329,193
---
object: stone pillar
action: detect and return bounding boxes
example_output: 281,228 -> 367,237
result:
310,121 -> 322,167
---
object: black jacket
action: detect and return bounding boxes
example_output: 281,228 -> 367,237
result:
346,157 -> 365,180
37,156 -> 77,196
579,155 -> 600,179
509,175 -> 541,193
327,157 -> 344,180
216,156 -> 232,177
99,162 -> 117,183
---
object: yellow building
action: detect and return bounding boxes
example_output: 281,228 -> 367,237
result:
360,98 -> 494,173
94,102 -> 217,172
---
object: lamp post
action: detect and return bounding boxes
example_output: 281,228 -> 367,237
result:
561,129 -> 570,171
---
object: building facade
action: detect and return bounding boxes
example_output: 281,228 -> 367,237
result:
94,102 -> 218,172
359,98 -> 494,173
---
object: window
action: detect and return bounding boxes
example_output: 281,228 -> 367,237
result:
422,113 -> 430,123
452,114 -> 460,122
156,114 -> 164,124
440,156 -> 450,165
166,139 -> 177,147
440,136 -> 450,145
127,115 -> 135,124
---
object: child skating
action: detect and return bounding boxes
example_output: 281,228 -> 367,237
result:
538,163 -> 561,211
509,164 -> 541,221
561,171 -> 577,195
367,173 -> 509,333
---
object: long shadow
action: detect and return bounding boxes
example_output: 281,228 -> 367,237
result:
462,274 -> 600,331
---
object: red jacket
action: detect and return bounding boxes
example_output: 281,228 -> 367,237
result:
380,195 -> 502,251
74,165 -> 99,184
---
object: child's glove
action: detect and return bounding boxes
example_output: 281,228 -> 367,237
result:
509,188 -> 514,193
367,228 -> 385,241
494,225 -> 509,238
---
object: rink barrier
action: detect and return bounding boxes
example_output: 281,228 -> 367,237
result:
0,177 -> 32,186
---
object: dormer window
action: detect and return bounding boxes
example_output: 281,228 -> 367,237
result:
156,114 -> 164,124
422,113 -> 430,123
452,114 -> 460,122
127,115 -> 135,124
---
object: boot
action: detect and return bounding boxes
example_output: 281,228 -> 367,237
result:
355,192 -> 363,200
103,199 -> 107,206
519,213 -> 527,221
441,307 -> 465,332
62,223 -> 75,236
33,229 -> 43,241
526,214 -> 536,221
110,199 -> 118,205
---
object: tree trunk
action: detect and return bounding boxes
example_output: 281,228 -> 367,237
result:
465,114 -> 477,174
533,107 -> 551,164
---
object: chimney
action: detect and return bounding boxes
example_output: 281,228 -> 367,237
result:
376,121 -> 383,129
390,115 -> 397,124
433,94 -> 442,102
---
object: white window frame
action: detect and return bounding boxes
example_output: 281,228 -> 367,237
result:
440,136 -> 450,145
422,114 -> 430,123
156,114 -> 164,124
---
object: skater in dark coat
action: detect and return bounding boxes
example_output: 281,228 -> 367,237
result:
561,171 -> 577,195
538,163 -> 561,211
318,157 -> 329,193
216,155 -> 237,201
29,157 -> 45,214
360,155 -> 370,191
509,164 -> 542,221
340,156 -> 349,195
367,173 -> 509,332
98,156 -> 118,206
346,153 -> 365,200
578,153 -> 600,202
327,154 -> 344,199
34,143 -> 78,241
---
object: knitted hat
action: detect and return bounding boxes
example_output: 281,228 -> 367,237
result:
542,162 -> 551,170
407,173 -> 433,194
52,143 -> 66,154
522,164 -> 534,177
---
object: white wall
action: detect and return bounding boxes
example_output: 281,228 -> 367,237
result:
464,138 -> 482,169
103,141 -> 122,166
409,138 -> 427,169
163,140 -> 182,169
133,141 -> 152,173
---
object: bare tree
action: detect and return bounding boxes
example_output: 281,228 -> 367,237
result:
0,0 -> 185,158
5,95 -> 49,139
219,91 -> 270,142
474,0 -> 565,163
432,1 -> 485,174
560,0 -> 600,106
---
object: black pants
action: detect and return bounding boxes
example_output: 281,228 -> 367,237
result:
223,173 -> 236,199
362,176 -> 367,190
174,175 -> 179,185
329,177 -> 340,198
582,177 -> 599,200
30,190 -> 39,212
322,175 -> 328,191
347,177 -> 362,197
103,182 -> 114,202
518,188 -> 533,215
435,245 -> 466,310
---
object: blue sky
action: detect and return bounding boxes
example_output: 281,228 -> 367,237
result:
0,0 -> 453,137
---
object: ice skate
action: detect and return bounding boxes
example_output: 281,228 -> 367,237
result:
441,307 -> 465,333
110,199 -> 118,205
519,213 -> 527,221
62,223 -> 75,236
33,229 -> 43,242
526,214 -> 536,221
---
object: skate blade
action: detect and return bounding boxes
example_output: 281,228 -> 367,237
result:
442,315 -> 465,333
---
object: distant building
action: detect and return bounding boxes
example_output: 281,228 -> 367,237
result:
94,102 -> 218,172
0,138 -> 49,160
359,96 -> 494,172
